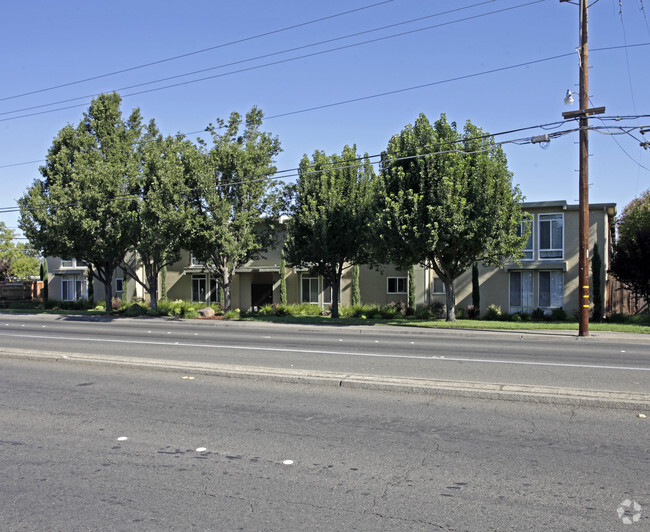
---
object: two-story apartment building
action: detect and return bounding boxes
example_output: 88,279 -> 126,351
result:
44,200 -> 617,318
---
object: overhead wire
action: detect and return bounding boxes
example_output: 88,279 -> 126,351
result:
0,0 -> 546,122
0,0 -> 396,102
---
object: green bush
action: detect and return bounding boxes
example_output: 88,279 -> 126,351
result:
531,308 -> 546,321
415,306 -> 435,320
184,308 -> 199,319
125,303 -> 149,316
551,307 -> 568,321
485,304 -> 501,321
510,313 -> 522,322
224,309 -> 240,319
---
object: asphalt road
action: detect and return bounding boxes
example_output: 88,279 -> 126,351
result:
1,357 -> 647,531
0,313 -> 648,394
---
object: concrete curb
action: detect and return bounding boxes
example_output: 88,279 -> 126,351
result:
2,347 -> 649,410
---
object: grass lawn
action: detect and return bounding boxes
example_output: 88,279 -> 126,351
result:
241,314 -> 650,334
2,306 -> 648,334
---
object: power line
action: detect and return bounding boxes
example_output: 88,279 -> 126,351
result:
1,1 -> 499,118
0,0 -> 396,102
0,0 -> 546,122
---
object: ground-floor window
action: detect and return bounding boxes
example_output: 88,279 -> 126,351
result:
61,275 -> 87,301
509,271 -> 533,313
387,276 -> 407,294
432,278 -> 445,294
192,275 -> 207,303
115,278 -> 123,294
209,277 -> 219,304
539,271 -> 564,308
301,276 -> 319,304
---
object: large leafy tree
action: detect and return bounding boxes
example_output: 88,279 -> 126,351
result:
285,145 -> 375,318
19,93 -> 142,310
611,190 -> 650,304
121,121 -> 197,310
376,113 -> 527,321
188,107 -> 281,311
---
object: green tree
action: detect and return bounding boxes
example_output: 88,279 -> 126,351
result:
121,122 -> 197,310
375,113 -> 527,321
611,190 -> 650,304
188,107 -> 282,311
285,145 -> 375,318
19,93 -> 142,310
352,264 -> 361,306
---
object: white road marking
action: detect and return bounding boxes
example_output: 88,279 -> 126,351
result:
0,332 -> 648,372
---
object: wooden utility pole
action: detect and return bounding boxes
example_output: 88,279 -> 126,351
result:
561,0 -> 605,336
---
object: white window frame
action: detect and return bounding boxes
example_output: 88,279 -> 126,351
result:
538,271 -> 564,309
509,271 -> 534,313
61,275 -> 87,301
301,275 -> 319,304
115,278 -> 124,294
387,276 -> 408,294
538,213 -> 564,260
518,219 -> 534,260
191,275 -> 207,303
190,252 -> 204,267
61,259 -> 75,268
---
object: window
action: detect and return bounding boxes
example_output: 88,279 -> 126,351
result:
387,277 -> 407,294
509,271 -> 533,313
432,278 -> 445,294
517,220 -> 534,260
208,277 -> 219,304
301,276 -> 319,304
62,275 -> 87,301
539,271 -> 564,308
539,214 -> 563,259
61,259 -> 75,268
115,278 -> 124,293
190,253 -> 204,267
192,275 -> 207,303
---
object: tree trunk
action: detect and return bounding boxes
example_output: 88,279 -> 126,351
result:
146,263 -> 158,311
331,273 -> 341,319
221,264 -> 232,311
444,278 -> 456,322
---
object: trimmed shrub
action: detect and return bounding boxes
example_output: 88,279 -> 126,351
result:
551,307 -> 568,321
485,304 -> 501,321
531,308 -> 546,321
466,305 -> 481,319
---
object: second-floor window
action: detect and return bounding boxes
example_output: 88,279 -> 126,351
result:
190,253 -> 204,267
517,220 -> 534,260
539,214 -> 563,259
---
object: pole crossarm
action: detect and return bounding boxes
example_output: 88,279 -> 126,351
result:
562,106 -> 606,119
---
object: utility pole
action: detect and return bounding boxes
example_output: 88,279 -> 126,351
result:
560,0 -> 605,336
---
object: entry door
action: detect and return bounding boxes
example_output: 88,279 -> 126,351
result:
251,283 -> 273,307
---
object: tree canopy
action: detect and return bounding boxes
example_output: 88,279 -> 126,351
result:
19,93 -> 142,310
376,113 -> 527,320
611,189 -> 650,304
122,121 -> 198,309
188,107 -> 282,311
285,145 -> 375,318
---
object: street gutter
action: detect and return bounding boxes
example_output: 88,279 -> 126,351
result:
2,347 -> 649,411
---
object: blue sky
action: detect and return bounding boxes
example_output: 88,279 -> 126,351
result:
1,0 -> 649,238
